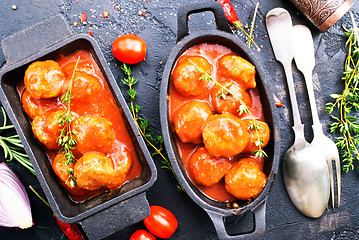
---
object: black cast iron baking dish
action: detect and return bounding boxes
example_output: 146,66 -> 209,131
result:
160,2 -> 280,239
0,15 -> 157,240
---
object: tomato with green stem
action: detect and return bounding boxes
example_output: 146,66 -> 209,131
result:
143,206 -> 178,239
112,34 -> 146,64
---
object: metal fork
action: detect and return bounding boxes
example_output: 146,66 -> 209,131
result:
293,25 -> 341,208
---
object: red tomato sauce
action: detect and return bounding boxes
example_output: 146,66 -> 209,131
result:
19,50 -> 142,202
169,43 -> 266,202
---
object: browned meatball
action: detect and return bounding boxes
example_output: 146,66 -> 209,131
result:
218,55 -> 256,90
62,72 -> 102,102
202,114 -> 249,157
172,100 -> 213,144
22,89 -> 63,120
52,153 -> 88,196
61,61 -> 96,76
32,110 -> 64,150
107,140 -> 133,176
72,115 -> 115,154
188,147 -> 230,187
211,80 -> 251,116
24,60 -> 65,99
74,152 -> 125,190
52,153 -> 75,184
225,158 -> 266,200
242,120 -> 270,154
171,56 -> 213,97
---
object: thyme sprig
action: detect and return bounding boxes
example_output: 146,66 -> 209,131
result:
190,59 -> 267,158
326,12 -> 359,172
247,2 -> 260,48
0,107 -> 35,175
120,63 -> 184,192
56,56 -> 80,187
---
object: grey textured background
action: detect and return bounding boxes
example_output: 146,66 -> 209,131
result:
0,0 -> 358,239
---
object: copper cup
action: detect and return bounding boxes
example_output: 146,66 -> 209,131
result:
289,0 -> 354,32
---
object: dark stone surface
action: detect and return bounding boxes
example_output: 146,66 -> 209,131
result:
0,0 -> 358,239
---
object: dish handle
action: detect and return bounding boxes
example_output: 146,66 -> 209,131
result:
177,1 -> 232,42
206,201 -> 266,240
78,192 -> 150,240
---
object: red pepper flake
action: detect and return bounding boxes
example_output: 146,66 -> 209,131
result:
273,94 -> 283,107
80,12 -> 87,25
103,11 -> 109,18
76,0 -> 78,3
141,12 -> 146,17
87,30 -> 93,36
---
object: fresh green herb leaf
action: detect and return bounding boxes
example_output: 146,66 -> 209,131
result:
326,12 -> 359,172
56,56 -> 81,186
120,63 -> 184,192
0,108 -> 35,175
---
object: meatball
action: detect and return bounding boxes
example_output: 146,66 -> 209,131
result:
107,140 -> 133,175
22,89 -> 63,120
72,115 -> 115,154
202,114 -> 249,157
32,110 -> 64,150
52,153 -> 88,196
171,56 -> 213,97
242,120 -> 270,154
225,158 -> 266,200
211,80 -> 251,116
173,100 -> 213,144
61,61 -> 95,76
74,152 -> 125,190
24,60 -> 65,99
218,55 -> 256,90
62,72 -> 102,102
188,147 -> 230,187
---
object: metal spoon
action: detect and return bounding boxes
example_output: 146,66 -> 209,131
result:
266,8 -> 330,218
293,24 -> 341,209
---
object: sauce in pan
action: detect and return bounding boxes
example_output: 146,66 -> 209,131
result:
169,43 -> 268,202
19,50 -> 142,202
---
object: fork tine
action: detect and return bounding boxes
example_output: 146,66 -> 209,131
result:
334,154 -> 341,208
327,159 -> 335,209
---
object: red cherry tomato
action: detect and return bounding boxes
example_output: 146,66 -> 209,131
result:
112,34 -> 147,64
130,230 -> 156,240
143,206 -> 178,239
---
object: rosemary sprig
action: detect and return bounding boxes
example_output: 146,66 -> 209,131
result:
56,56 -> 80,187
190,59 -> 267,158
0,107 -> 35,175
326,12 -> 359,172
120,63 -> 184,192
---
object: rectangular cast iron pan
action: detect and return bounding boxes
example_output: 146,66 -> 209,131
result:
0,15 -> 157,240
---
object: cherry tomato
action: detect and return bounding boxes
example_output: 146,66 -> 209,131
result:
112,34 -> 146,64
130,230 -> 156,240
143,206 -> 178,239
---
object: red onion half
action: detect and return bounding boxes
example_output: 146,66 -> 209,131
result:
0,162 -> 33,229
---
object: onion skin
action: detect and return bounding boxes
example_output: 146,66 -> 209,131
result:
0,162 -> 33,229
